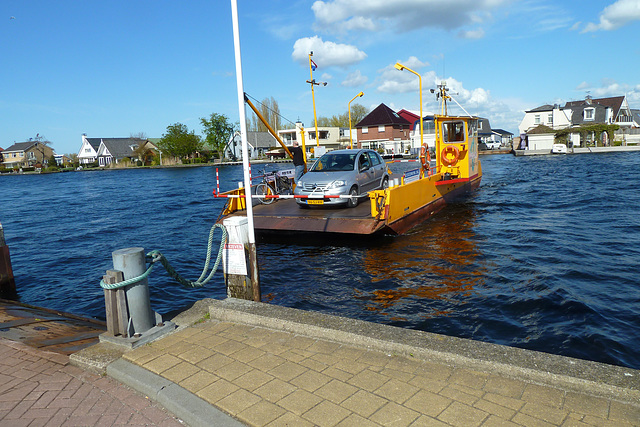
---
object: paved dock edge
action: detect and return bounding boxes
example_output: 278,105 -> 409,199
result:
107,358 -> 244,427
208,298 -> 640,404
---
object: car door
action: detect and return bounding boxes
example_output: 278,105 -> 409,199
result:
368,151 -> 385,188
356,152 -> 376,193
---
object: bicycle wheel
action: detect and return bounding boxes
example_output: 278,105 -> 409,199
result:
255,183 -> 275,204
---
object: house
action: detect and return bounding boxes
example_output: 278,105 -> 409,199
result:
355,103 -> 411,155
227,131 -> 278,160
518,95 -> 639,148
525,125 -> 556,151
53,154 -> 72,166
492,129 -> 514,146
1,141 -> 55,169
518,104 -> 572,135
77,134 -> 100,164
95,138 -> 151,166
277,122 -> 342,155
477,118 -> 502,145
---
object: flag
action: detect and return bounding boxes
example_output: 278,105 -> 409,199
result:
310,59 -> 318,71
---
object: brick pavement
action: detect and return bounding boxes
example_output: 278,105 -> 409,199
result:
0,338 -> 183,427
122,320 -> 640,427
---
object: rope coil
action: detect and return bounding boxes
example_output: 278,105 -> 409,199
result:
100,223 -> 228,290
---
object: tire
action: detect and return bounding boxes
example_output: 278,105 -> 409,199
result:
255,183 -> 275,205
381,177 -> 389,190
347,186 -> 359,208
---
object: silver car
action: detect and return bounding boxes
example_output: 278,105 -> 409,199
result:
294,149 -> 389,208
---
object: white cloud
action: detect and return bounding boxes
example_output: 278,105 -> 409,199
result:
292,36 -> 367,67
311,0 -> 509,34
582,0 -> 640,32
341,70 -> 368,87
377,58 -> 434,94
458,28 -> 485,39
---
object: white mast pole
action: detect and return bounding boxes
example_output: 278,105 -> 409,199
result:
230,0 -> 260,300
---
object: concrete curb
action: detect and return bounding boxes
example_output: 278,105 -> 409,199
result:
107,358 -> 245,427
208,298 -> 640,404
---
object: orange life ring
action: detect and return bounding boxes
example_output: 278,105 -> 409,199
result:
441,145 -> 460,166
419,143 -> 431,175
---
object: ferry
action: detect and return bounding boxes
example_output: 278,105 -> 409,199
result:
215,83 -> 482,236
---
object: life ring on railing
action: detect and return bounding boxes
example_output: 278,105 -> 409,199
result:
419,143 -> 431,176
441,145 -> 460,166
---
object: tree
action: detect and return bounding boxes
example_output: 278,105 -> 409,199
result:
200,113 -> 237,158
30,134 -> 53,165
157,123 -> 203,160
248,97 -> 281,132
314,103 -> 369,128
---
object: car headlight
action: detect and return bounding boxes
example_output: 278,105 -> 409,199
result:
328,180 -> 346,189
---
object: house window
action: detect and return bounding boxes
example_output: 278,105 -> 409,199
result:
378,125 -> 385,132
534,114 -> 541,125
85,148 -> 91,153
547,113 -> 553,124
28,152 -> 35,160
362,127 -> 369,134
584,108 -> 595,121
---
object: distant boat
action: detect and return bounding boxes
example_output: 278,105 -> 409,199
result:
551,144 -> 568,154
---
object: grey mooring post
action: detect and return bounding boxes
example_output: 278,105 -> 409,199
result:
100,247 -> 175,349
112,247 -> 156,335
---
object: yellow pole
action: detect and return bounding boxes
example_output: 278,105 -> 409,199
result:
299,124 -> 308,172
348,91 -> 364,149
308,52 -> 320,147
395,63 -> 423,174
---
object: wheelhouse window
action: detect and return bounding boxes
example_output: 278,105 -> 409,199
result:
442,121 -> 466,143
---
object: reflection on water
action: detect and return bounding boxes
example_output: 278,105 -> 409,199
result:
358,206 -> 485,320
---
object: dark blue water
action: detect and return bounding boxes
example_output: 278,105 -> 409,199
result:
2,153 -> 639,369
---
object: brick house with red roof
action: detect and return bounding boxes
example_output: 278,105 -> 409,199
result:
355,103 -> 411,155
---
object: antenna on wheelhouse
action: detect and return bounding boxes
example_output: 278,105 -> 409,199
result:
431,81 -> 472,118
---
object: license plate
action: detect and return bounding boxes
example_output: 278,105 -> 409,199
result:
307,199 -> 324,205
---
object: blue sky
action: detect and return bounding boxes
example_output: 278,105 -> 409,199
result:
2,0 -> 640,155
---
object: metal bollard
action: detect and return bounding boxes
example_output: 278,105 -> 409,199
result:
0,222 -> 16,298
112,247 -> 158,336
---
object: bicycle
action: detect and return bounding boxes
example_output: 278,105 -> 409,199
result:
254,166 -> 293,205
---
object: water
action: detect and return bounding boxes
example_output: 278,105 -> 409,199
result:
2,153 -> 639,369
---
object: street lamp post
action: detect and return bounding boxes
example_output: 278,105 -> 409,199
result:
348,91 -> 364,149
394,63 -> 423,151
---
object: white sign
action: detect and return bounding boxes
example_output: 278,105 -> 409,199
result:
223,243 -> 247,276
404,168 -> 420,184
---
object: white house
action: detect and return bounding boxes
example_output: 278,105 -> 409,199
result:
77,134 -> 100,164
278,122 -> 343,155
518,105 -> 572,135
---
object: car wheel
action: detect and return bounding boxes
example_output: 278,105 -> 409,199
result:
347,186 -> 359,208
381,177 -> 389,190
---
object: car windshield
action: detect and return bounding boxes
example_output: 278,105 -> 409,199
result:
310,153 -> 356,172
